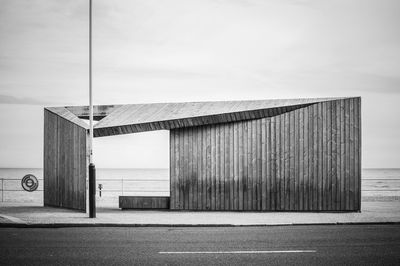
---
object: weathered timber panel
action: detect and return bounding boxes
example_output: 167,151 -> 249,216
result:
44,109 -> 87,211
170,98 -> 361,211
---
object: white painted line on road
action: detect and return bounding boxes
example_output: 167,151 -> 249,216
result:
159,250 -> 316,254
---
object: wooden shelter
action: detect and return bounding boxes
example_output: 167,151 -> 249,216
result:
44,97 -> 361,212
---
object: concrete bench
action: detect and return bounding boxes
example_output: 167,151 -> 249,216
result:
119,196 -> 170,209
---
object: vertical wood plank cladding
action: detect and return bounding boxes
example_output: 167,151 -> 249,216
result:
243,122 -> 248,211
340,100 -> 346,210
322,102 -> 328,210
229,123 -> 234,210
261,119 -> 267,210
247,122 -> 253,210
275,115 -> 282,210
345,99 -> 350,210
303,107 -> 309,211
216,125 -> 221,210
317,103 -> 323,211
252,120 -> 258,210
308,105 -> 314,210
331,101 -> 338,210
180,129 -> 185,209
312,104 -> 318,211
189,128 -> 194,210
174,130 -> 180,209
327,101 -> 333,210
270,117 -> 277,210
289,111 -> 295,210
235,123 -> 240,210
256,119 -> 262,210
170,131 -> 175,209
349,98 -> 355,211
169,98 -> 360,211
357,98 -> 362,211
43,109 -> 86,211
211,125 -> 216,210
224,125 -> 230,210
193,128 -> 198,210
238,123 -> 244,210
202,127 -> 207,210
298,109 -> 304,211
220,125 -> 225,210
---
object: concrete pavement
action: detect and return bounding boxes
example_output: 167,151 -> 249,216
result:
0,201 -> 399,227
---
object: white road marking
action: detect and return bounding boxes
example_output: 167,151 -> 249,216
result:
159,250 -> 316,254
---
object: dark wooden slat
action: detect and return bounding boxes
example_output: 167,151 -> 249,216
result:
349,98 -> 355,210
317,103 -> 323,211
220,125 -> 225,210
211,125 -> 216,210
289,111 -> 295,210
224,124 -> 230,210
345,99 -> 350,210
270,117 -> 276,210
238,122 -> 244,210
206,125 -> 212,210
312,104 -> 318,211
261,118 -> 267,210
193,128 -> 198,210
275,115 -> 281,210
247,121 -> 253,210
252,120 -> 258,210
298,108 -> 304,211
243,122 -> 248,211
303,107 -> 309,211
202,126 -> 208,210
234,123 -> 239,210
188,127 -> 194,210
357,97 -> 362,211
322,102 -> 328,210
327,101 -> 333,210
170,131 -> 175,209
331,101 -> 338,210
340,99 -> 346,210
180,129 -> 185,209
215,125 -> 221,210
256,119 -> 262,210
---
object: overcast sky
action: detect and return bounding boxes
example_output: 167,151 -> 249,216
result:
0,0 -> 399,168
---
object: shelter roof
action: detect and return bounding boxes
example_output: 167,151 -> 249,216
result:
45,97 -> 352,137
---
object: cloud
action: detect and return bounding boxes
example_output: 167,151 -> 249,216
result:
0,94 -> 51,105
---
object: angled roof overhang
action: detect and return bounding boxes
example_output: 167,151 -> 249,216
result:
44,97 -> 351,138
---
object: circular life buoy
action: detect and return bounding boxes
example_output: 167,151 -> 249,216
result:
21,174 -> 39,192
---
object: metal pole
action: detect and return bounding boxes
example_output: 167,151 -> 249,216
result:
88,0 -> 96,218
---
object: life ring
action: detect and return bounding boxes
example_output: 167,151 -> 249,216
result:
21,174 -> 39,192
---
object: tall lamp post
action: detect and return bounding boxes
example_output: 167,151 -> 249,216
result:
88,0 -> 96,218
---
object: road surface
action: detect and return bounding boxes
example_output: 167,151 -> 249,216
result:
0,225 -> 399,265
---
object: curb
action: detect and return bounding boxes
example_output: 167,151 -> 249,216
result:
1,221 -> 400,228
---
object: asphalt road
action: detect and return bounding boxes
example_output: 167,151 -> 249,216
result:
0,225 -> 399,265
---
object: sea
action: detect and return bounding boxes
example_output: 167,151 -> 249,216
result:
0,168 -> 399,208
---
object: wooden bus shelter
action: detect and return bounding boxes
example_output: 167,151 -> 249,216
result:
43,97 -> 361,212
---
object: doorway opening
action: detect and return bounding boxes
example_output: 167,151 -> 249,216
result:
93,130 -> 170,208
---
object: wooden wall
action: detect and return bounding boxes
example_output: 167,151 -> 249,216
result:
170,98 -> 361,211
44,109 -> 87,211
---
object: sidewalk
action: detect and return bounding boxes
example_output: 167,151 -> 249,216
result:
0,201 -> 399,227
